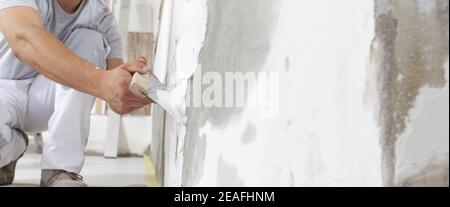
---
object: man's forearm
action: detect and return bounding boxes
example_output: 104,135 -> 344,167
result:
13,25 -> 105,98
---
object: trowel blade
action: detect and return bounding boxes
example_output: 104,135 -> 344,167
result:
147,75 -> 187,125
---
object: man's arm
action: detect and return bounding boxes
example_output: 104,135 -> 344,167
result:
0,7 -> 150,114
0,7 -> 103,97
107,58 -> 124,70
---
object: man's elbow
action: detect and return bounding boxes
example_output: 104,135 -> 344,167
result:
10,39 -> 27,60
9,27 -> 37,61
0,7 -> 44,61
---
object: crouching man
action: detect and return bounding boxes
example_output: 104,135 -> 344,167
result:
0,0 -> 152,187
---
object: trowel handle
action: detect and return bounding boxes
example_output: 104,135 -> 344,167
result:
129,73 -> 150,98
129,73 -> 168,99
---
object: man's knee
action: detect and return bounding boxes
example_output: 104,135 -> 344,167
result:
0,126 -> 26,168
0,129 -> 10,167
64,29 -> 109,69
0,96 -> 22,129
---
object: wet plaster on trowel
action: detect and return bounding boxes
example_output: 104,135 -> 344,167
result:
373,0 -> 449,186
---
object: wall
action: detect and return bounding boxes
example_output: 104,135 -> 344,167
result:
153,0 -> 382,187
151,0 -> 449,187
373,0 -> 449,187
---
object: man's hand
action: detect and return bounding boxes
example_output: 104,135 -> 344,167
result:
100,57 -> 153,115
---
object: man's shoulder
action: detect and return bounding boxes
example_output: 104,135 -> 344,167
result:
82,0 -> 115,25
83,0 -> 116,28
34,0 -> 110,15
85,0 -> 111,15
35,0 -> 50,12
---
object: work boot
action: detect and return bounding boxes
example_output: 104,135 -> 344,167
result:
0,130 -> 29,185
41,170 -> 88,187
0,161 -> 18,185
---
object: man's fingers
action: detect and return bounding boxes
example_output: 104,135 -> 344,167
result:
135,57 -> 150,74
121,63 -> 147,74
134,61 -> 146,71
120,63 -> 136,73
131,56 -> 149,74
128,106 -> 144,113
137,56 -> 147,65
129,97 -> 152,105
118,57 -> 150,74
127,99 -> 150,106
125,91 -> 152,104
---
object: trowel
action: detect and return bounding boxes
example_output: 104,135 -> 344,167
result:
129,72 -> 187,125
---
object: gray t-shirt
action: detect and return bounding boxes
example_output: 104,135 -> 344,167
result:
0,0 -> 123,80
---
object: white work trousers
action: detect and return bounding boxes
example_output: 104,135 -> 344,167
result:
0,29 -> 109,173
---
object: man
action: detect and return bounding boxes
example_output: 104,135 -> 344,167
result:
0,0 -> 152,187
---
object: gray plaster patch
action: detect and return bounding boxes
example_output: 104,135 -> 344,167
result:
285,57 -> 291,71
289,171 -> 295,187
216,155 -> 244,187
182,119 -> 207,186
286,119 -> 293,126
241,123 -> 257,145
183,0 -> 282,186
196,0 -> 282,128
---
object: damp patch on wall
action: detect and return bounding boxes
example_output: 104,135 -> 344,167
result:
373,0 -> 449,186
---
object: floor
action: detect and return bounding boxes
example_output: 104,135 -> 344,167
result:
5,153 -> 159,187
